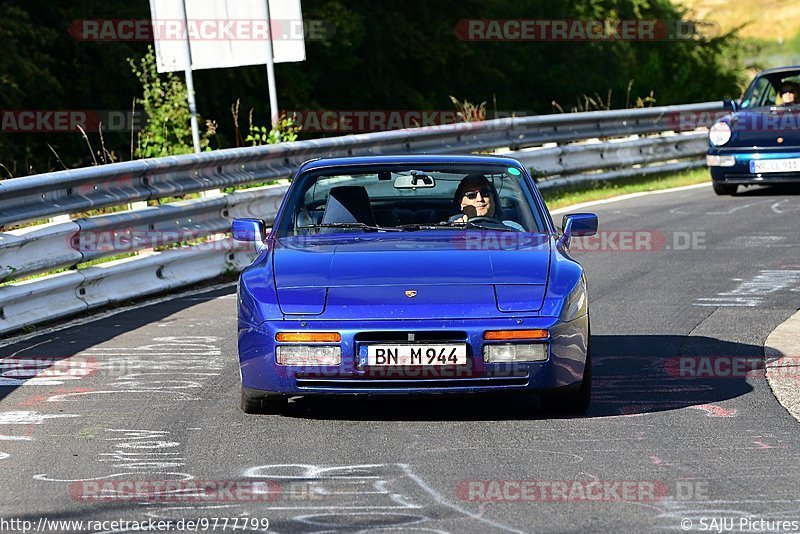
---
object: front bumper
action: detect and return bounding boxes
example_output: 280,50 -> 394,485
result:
708,148 -> 800,184
238,316 -> 589,396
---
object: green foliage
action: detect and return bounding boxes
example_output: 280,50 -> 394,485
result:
245,113 -> 301,146
0,0 -> 747,175
128,46 -> 212,159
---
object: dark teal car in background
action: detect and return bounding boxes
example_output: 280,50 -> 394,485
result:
707,65 -> 800,195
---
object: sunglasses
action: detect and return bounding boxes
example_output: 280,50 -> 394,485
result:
462,188 -> 492,200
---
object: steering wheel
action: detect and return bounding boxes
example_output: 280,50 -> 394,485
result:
467,216 -> 504,224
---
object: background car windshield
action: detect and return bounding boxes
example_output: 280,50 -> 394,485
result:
278,165 -> 546,236
741,70 -> 800,108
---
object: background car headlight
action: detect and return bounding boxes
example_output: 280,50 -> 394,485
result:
277,346 -> 341,365
706,154 -> 736,167
709,121 -> 732,146
484,344 -> 548,362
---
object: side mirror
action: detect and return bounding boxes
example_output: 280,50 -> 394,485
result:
232,218 -> 267,252
723,98 -> 738,112
562,213 -> 598,238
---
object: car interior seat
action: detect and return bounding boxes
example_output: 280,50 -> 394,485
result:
322,186 -> 377,227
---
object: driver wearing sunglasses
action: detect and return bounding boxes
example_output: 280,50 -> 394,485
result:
450,174 -> 497,223
448,174 -> 526,230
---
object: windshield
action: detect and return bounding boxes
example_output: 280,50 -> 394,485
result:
740,70 -> 800,109
275,163 -> 547,238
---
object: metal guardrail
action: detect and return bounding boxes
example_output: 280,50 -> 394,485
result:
0,101 -> 722,336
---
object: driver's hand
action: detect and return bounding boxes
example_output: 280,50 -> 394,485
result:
453,214 -> 468,223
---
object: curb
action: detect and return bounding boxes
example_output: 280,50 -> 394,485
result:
764,309 -> 800,423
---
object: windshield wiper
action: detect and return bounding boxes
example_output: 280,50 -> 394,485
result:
298,223 -> 401,232
397,222 -> 458,231
463,221 -> 515,232
397,221 -> 515,232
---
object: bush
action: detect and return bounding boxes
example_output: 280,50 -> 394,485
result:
128,46 -> 213,158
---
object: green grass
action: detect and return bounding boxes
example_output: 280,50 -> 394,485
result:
540,167 -> 709,210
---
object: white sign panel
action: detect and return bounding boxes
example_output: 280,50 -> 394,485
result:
149,0 -> 306,73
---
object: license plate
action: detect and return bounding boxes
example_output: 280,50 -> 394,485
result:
366,344 -> 467,366
750,158 -> 800,173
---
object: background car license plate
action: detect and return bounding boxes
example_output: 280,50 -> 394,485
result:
750,158 -> 800,173
367,344 -> 467,366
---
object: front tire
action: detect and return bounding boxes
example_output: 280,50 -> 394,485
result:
240,386 -> 287,414
540,347 -> 591,415
712,182 -> 738,196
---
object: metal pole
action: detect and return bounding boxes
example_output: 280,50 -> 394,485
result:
179,0 -> 201,153
264,0 -> 279,126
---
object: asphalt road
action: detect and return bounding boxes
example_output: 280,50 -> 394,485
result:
2,183 -> 800,533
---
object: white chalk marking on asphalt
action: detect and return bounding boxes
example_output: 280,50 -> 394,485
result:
292,511 -> 428,528
400,464 -> 525,533
695,270 -> 800,307
716,235 -> 793,251
0,411 -> 80,425
34,472 -> 194,483
242,463 -> 519,532
707,200 -> 772,215
0,378 -> 67,386
0,435 -> 33,441
771,199 -> 800,214
46,390 -> 202,402
0,452 -> 8,460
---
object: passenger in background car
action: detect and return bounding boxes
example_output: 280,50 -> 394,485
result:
779,81 -> 798,106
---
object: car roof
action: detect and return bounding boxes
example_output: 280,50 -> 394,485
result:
754,65 -> 800,76
296,154 -> 525,173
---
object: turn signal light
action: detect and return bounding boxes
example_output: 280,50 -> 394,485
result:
276,332 -> 341,343
483,329 -> 549,341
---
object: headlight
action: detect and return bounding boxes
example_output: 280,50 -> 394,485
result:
276,346 -> 341,366
484,344 -> 548,362
709,121 -> 732,146
706,154 -> 736,167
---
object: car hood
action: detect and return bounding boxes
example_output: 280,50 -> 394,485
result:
272,233 -> 551,319
728,108 -> 800,147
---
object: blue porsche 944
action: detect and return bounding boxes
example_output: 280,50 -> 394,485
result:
233,155 -> 597,414
708,65 -> 800,195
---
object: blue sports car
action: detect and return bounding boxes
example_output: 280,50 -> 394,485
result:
708,65 -> 800,195
233,155 -> 597,414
